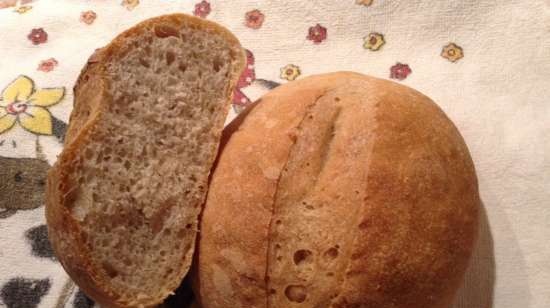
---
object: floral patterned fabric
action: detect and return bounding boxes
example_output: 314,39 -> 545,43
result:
0,1 -> 549,308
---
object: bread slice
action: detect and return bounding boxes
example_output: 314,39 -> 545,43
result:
46,14 -> 245,308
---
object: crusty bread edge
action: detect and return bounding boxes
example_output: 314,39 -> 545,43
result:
193,72 -> 480,308
46,13 -> 245,308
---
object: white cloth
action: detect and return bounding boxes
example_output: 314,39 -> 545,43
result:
0,0 -> 548,307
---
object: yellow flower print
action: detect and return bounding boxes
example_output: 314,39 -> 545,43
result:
14,6 -> 32,14
356,0 -> 373,6
363,32 -> 385,51
121,0 -> 139,11
0,76 -> 64,135
441,43 -> 464,62
280,64 -> 301,81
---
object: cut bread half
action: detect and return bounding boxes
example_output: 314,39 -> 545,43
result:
46,14 -> 245,308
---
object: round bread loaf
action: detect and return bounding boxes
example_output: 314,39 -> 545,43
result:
195,72 -> 479,308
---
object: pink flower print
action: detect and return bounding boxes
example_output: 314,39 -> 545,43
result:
27,28 -> 48,45
390,62 -> 412,80
193,1 -> 211,18
233,49 -> 256,106
0,0 -> 17,9
307,24 -> 327,44
37,58 -> 58,73
80,10 -> 97,25
236,50 -> 256,88
245,9 -> 265,29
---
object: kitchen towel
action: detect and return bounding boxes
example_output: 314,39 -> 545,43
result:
0,0 -> 548,307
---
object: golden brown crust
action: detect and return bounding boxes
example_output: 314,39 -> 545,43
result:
195,72 -> 479,308
46,14 -> 245,308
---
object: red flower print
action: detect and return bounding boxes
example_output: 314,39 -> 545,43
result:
80,10 -> 97,25
193,0 -> 211,18
245,9 -> 265,29
37,58 -> 58,73
307,24 -> 327,44
390,62 -> 412,80
27,28 -> 47,45
236,50 -> 256,88
233,49 -> 255,106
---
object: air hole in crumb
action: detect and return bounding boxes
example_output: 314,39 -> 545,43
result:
165,51 -> 175,65
212,57 -> 223,72
144,46 -> 152,56
154,25 -> 178,38
124,160 -> 131,170
185,224 -> 192,229
84,148 -> 93,159
160,250 -> 166,257
102,262 -> 118,278
276,256 -> 282,261
138,57 -> 150,68
293,249 -> 313,266
178,63 -> 187,73
327,272 -> 334,277
305,205 -> 314,210
358,221 -> 369,229
334,97 -> 340,102
285,285 -> 307,303
123,258 -> 132,266
269,289 -> 276,295
167,101 -> 177,110
324,247 -> 339,260
275,220 -> 282,225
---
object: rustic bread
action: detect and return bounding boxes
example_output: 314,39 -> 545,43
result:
46,14 -> 245,308
194,72 -> 479,308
